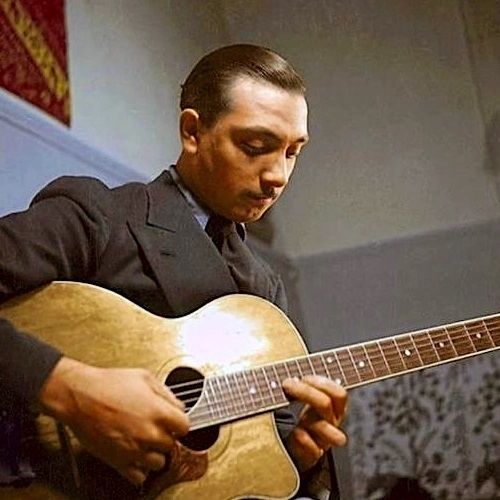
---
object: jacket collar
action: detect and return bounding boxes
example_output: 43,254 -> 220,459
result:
128,170 -> 238,316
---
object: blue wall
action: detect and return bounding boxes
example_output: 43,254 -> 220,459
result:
0,91 -> 147,216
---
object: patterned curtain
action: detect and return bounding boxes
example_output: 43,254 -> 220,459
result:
0,0 -> 70,125
346,354 -> 500,499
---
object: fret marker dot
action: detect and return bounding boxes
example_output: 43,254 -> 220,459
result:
404,349 -> 411,357
326,356 -> 333,363
270,381 -> 277,389
438,342 -> 445,348
476,333 -> 482,339
249,387 -> 256,395
358,361 -> 365,368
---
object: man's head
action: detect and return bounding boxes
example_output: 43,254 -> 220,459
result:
177,44 -> 308,223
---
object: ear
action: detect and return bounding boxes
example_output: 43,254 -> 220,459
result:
179,109 -> 201,154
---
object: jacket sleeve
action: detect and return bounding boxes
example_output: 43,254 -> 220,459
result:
0,177 -> 110,409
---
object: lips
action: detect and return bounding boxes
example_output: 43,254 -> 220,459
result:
247,193 -> 275,206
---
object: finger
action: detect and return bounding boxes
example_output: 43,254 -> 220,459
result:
306,377 -> 348,423
282,378 -> 338,423
303,375 -> 347,405
152,382 -> 185,411
303,418 -> 348,448
284,376 -> 348,423
289,426 -> 324,471
141,450 -> 166,472
123,465 -> 148,485
153,398 -> 191,437
141,427 -> 176,453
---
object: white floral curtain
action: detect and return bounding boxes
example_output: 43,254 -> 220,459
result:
344,353 -> 500,499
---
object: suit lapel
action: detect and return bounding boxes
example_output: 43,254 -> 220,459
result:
128,171 -> 238,316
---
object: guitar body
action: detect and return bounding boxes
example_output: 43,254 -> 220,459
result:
0,282 -> 305,499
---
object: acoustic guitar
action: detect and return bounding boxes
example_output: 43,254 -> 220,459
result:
0,282 -> 498,499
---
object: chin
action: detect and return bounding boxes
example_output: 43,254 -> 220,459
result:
242,210 -> 267,224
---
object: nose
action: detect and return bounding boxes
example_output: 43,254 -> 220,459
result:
260,155 -> 290,190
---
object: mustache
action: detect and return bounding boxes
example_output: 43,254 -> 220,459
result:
248,188 -> 279,200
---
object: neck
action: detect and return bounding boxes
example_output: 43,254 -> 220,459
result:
175,155 -> 213,214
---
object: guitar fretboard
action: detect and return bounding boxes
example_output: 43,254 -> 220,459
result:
188,313 -> 500,430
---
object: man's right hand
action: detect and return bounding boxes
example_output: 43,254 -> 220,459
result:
38,357 -> 190,485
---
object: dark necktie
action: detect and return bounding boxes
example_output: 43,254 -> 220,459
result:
205,215 -> 269,297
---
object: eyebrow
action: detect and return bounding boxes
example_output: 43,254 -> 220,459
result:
235,126 -> 309,145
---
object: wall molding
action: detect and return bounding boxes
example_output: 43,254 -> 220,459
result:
0,89 -> 147,183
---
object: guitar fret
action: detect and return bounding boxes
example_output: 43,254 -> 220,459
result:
347,348 -> 363,381
482,320 -> 495,346
409,335 -> 424,365
466,321 -> 493,351
282,360 -> 294,379
362,343 -> 387,378
350,345 -> 376,381
484,319 -> 500,345
260,366 -> 278,405
251,369 -> 268,407
247,370 -> 264,409
320,352 -> 344,385
379,338 -> 406,374
216,375 -> 232,417
412,331 -> 439,365
446,324 -> 475,356
373,341 -> 392,376
274,362 -> 290,384
270,365 -> 288,404
331,351 -> 347,385
319,353 -> 332,378
233,372 -> 253,413
298,358 -> 311,377
202,380 -> 217,419
226,373 -> 245,414
444,328 -> 459,357
365,341 -> 391,377
425,330 -> 441,359
306,356 -> 317,376
430,328 -> 456,361
237,371 -> 258,411
207,377 -> 225,419
293,359 -> 303,377
394,335 -> 422,370
257,367 -> 276,406
310,354 -> 328,378
336,349 -> 361,384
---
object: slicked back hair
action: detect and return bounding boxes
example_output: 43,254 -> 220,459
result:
180,44 -> 306,127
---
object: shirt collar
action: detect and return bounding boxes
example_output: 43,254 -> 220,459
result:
167,165 -> 246,240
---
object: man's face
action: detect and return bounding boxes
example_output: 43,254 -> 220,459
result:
192,76 -> 309,223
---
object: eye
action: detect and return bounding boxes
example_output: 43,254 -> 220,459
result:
286,148 -> 301,159
241,143 -> 268,156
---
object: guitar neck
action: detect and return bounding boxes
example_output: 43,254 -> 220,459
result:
189,312 -> 500,430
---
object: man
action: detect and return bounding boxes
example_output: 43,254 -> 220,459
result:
0,44 -> 347,497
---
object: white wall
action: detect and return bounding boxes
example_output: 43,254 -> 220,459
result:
3,0 -> 499,258
220,0 -> 500,257
65,0 -> 227,176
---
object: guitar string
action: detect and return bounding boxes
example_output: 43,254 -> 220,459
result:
185,326 -> 500,426
182,354 -> 500,426
166,322 -> 500,400
159,322 -> 496,424
169,325 -> 500,425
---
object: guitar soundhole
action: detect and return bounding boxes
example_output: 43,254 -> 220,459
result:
165,367 -> 219,451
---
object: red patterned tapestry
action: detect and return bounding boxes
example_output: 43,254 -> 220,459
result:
0,0 -> 70,125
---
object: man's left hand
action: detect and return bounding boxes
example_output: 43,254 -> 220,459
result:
282,376 -> 347,472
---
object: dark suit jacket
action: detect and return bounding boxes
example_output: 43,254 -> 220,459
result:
0,170 -> 286,408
